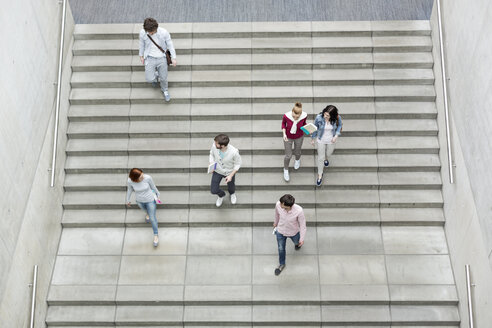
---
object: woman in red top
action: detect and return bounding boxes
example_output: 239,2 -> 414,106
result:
281,102 -> 307,181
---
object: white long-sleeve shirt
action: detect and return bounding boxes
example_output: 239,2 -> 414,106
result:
126,174 -> 159,203
209,144 -> 242,176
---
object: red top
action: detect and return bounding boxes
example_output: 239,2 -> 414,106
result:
282,114 -> 307,139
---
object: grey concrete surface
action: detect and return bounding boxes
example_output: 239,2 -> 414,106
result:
45,20 -> 464,326
69,0 -> 433,24
0,2 -> 75,326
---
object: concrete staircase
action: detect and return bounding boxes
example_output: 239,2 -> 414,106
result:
46,21 -> 460,327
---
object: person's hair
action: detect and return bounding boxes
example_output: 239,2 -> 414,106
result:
279,194 -> 295,207
214,134 -> 230,147
143,18 -> 159,32
292,102 -> 302,115
320,105 -> 339,126
129,168 -> 143,182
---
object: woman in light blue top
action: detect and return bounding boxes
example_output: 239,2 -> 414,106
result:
310,105 -> 343,186
126,168 -> 160,246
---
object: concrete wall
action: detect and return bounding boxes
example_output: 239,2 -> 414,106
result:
0,0 -> 74,326
431,1 -> 492,327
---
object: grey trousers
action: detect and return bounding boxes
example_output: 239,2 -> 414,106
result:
316,141 -> 335,175
144,56 -> 168,92
284,137 -> 304,169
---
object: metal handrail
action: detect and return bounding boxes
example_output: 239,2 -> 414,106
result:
465,265 -> 474,328
50,0 -> 68,187
29,265 -> 38,328
436,0 -> 454,183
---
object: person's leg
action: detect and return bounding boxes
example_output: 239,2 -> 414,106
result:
293,137 -> 304,161
283,138 -> 294,170
144,57 -> 158,83
226,173 -> 236,195
276,232 -> 287,265
290,232 -> 301,249
156,57 -> 169,92
147,201 -> 158,235
210,172 -> 226,198
317,142 -> 326,178
326,142 -> 336,159
136,201 -> 149,222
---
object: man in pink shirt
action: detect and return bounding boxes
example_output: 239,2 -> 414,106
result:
273,194 -> 307,275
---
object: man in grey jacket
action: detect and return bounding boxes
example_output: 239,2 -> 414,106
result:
209,134 -> 242,207
139,17 -> 177,102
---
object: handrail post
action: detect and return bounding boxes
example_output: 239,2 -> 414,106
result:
465,264 -> 474,328
50,0 -> 68,187
436,0 -> 455,183
29,265 -> 38,328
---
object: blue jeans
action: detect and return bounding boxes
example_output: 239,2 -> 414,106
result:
276,231 -> 300,265
137,201 -> 158,235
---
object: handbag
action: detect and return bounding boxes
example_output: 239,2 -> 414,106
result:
147,34 -> 172,65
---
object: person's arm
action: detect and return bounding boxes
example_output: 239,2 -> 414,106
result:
163,29 -> 177,66
225,151 -> 242,182
139,30 -> 145,64
147,175 -> 160,198
298,209 -> 307,245
311,116 -> 319,145
273,202 -> 280,227
332,115 -> 342,143
281,115 -> 288,141
126,181 -> 134,205
209,145 -> 216,165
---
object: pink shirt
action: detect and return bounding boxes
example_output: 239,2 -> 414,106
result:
274,201 -> 307,242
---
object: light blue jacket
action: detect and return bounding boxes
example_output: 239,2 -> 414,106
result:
139,27 -> 176,59
311,114 -> 343,140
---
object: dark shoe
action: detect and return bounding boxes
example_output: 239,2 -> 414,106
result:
274,264 -> 286,276
324,160 -> 330,167
316,174 -> 323,187
295,244 -> 302,250
151,80 -> 159,88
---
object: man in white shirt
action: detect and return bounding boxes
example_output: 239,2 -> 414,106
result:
139,17 -> 177,102
209,134 -> 242,207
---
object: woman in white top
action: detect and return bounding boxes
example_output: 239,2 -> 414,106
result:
126,168 -> 161,246
311,105 -> 343,186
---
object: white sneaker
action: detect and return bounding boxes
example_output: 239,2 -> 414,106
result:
216,196 -> 224,207
230,193 -> 237,205
294,159 -> 301,170
283,169 -> 290,182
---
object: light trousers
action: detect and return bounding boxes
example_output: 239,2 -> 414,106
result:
283,137 -> 304,169
316,141 -> 335,175
144,56 -> 168,92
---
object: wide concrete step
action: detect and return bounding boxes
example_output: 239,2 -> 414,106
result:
64,153 -> 442,174
62,188 -> 443,209
64,171 -> 442,192
70,68 -> 435,88
67,85 -> 436,104
46,304 -> 459,326
72,21 -> 431,40
61,207 -> 446,227
66,119 -> 438,138
66,102 -> 438,122
72,35 -> 432,56
65,136 -> 439,157
71,52 -> 434,72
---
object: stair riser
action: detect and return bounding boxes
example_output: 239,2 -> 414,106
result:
70,79 -> 435,88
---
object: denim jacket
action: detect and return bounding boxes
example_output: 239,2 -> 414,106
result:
139,27 -> 176,59
311,114 -> 342,140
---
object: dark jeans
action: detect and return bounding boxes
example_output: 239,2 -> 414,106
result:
276,231 -> 300,265
210,171 -> 235,198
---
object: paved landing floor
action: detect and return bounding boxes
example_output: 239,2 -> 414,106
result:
69,0 -> 434,24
